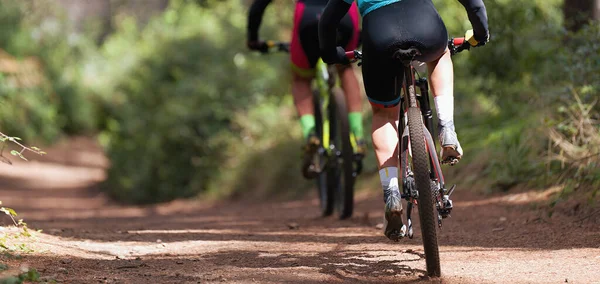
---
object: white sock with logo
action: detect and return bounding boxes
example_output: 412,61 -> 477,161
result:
434,94 -> 455,131
379,167 -> 399,189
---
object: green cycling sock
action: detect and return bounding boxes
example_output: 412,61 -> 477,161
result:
300,115 -> 316,139
348,112 -> 364,140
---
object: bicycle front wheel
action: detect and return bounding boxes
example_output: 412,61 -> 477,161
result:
330,88 -> 355,220
314,91 -> 334,217
407,107 -> 441,277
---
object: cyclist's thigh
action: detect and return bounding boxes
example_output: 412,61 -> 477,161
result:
362,38 -> 403,108
291,1 -> 315,78
338,2 -> 360,51
291,2 -> 323,77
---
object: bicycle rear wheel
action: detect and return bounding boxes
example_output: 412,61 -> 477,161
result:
407,107 -> 441,277
330,88 -> 355,219
314,91 -> 334,217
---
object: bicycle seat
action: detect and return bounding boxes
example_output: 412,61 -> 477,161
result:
393,47 -> 422,61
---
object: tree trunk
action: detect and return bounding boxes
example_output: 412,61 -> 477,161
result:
563,0 -> 600,31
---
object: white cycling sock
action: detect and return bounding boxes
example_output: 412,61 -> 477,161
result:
379,167 -> 399,189
434,94 -> 455,132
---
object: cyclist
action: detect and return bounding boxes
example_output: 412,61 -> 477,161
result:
247,0 -> 366,178
318,0 -> 489,240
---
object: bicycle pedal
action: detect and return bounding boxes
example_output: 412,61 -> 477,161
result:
441,157 -> 458,165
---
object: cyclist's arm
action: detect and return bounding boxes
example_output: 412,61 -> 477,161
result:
318,0 -> 352,64
247,0 -> 273,43
457,0 -> 489,41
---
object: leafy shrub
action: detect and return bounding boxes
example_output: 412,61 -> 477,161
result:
0,2 -> 62,143
435,0 -> 568,190
0,0 -> 102,141
542,23 -> 600,203
100,0 -> 293,203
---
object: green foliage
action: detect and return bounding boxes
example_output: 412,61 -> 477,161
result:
542,23 -> 600,204
0,200 -> 35,253
0,1 -> 73,142
486,134 -> 542,191
1,0 -> 303,203
435,0 -> 574,192
0,1 -> 22,47
99,0 -> 294,203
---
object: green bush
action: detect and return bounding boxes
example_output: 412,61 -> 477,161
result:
545,23 -> 600,202
0,1 -> 61,143
435,0 -> 567,190
0,0 -> 101,141
100,0 -> 294,203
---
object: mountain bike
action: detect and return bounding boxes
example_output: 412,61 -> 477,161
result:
264,41 -> 363,219
346,37 -> 471,276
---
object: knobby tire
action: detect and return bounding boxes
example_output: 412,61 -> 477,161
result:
331,88 -> 355,219
407,107 -> 441,277
314,91 -> 334,217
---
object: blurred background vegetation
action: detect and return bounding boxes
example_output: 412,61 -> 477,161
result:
0,0 -> 598,207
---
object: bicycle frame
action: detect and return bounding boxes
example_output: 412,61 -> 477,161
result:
397,64 -> 445,189
313,58 -> 336,156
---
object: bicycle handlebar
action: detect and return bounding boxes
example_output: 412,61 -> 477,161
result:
344,36 -> 472,63
449,37 -> 471,55
265,41 -> 290,53
345,50 -> 362,61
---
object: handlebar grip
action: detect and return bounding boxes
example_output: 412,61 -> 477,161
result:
345,51 -> 355,60
453,37 -> 465,46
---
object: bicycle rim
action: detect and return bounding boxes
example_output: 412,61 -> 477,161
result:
407,107 -> 441,277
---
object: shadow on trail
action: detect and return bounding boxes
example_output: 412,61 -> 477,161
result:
2,250 -> 431,284
202,249 -> 427,283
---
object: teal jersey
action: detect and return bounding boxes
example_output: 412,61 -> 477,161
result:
342,0 -> 401,16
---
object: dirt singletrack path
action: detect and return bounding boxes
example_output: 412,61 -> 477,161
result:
0,137 -> 599,283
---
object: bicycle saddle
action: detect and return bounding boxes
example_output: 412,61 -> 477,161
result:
393,47 -> 422,61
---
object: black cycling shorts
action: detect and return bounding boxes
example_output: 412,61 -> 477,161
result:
361,0 -> 448,107
291,0 -> 359,77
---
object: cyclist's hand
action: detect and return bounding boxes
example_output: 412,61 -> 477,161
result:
247,40 -> 269,53
465,29 -> 489,47
322,46 -> 350,65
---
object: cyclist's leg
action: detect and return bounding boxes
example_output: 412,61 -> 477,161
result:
336,2 -> 365,152
292,2 -> 325,178
427,49 -> 463,161
292,74 -> 314,138
291,1 -> 317,140
362,7 -> 405,240
418,0 -> 463,162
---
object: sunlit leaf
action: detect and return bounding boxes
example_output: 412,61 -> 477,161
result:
0,207 -> 17,217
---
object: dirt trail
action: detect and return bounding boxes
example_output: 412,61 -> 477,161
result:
0,137 -> 599,284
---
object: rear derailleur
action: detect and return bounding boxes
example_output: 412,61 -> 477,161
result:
435,184 -> 456,228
